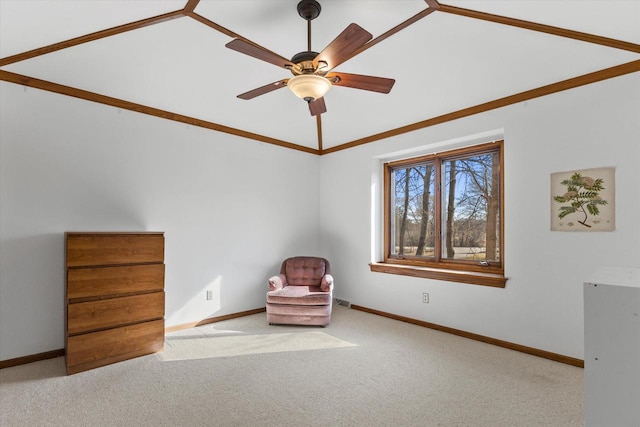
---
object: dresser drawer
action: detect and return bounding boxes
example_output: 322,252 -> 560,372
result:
67,292 -> 164,335
66,233 -> 164,267
66,319 -> 164,374
67,264 -> 164,301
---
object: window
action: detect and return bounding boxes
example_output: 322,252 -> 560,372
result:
371,141 -> 505,287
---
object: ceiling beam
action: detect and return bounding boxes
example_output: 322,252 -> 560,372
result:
424,0 -> 440,9
0,10 -> 185,67
344,6 -> 438,64
316,116 -> 324,153
186,12 -> 245,40
438,4 -> 640,54
183,0 -> 200,14
0,70 -> 319,155
323,59 -> 640,154
186,11 -> 294,66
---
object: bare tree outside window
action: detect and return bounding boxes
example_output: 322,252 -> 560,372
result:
392,164 -> 435,257
386,141 -> 502,273
443,152 -> 501,262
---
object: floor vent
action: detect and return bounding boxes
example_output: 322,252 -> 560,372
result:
334,298 -> 351,308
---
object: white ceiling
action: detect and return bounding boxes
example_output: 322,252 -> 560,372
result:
1,1 -> 639,151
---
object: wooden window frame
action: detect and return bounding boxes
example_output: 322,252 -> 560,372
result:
371,140 -> 506,287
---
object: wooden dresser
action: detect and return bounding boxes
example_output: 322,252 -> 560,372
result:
65,232 -> 165,374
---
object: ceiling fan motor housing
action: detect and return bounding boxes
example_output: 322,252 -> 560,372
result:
290,50 -> 321,75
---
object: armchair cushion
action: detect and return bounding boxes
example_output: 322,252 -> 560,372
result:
283,257 -> 327,287
267,285 -> 332,306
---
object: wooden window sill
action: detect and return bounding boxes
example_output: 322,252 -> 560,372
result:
369,262 -> 507,288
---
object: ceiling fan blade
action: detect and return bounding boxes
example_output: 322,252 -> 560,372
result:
327,72 -> 395,94
313,23 -> 372,71
237,79 -> 288,100
308,97 -> 327,116
226,39 -> 294,69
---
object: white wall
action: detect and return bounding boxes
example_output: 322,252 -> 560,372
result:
2,73 -> 638,363
319,73 -> 640,359
0,82 -> 321,361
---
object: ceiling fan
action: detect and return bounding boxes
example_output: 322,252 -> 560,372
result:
225,0 -> 395,116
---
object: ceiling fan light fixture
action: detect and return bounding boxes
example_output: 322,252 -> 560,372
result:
287,74 -> 331,102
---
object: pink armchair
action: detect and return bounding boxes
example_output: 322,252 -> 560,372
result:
266,256 -> 334,326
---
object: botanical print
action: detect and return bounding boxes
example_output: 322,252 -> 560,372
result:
551,167 -> 615,231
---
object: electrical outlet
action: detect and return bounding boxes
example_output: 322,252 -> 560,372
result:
206,290 -> 213,301
422,292 -> 429,303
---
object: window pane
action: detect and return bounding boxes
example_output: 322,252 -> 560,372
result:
442,151 -> 500,262
391,163 -> 435,257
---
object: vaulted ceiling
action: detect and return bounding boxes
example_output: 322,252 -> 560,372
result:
1,1 -> 639,154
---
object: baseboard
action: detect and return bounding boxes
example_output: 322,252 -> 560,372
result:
351,304 -> 584,368
0,348 -> 65,369
3,306 -> 581,369
1,308 -> 267,370
164,307 -> 266,333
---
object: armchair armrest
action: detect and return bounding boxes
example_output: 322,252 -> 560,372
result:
268,274 -> 287,291
320,274 -> 334,292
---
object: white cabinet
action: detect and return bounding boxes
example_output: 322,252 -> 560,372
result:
584,267 -> 640,427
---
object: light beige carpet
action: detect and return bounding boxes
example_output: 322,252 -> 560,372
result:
0,306 -> 583,426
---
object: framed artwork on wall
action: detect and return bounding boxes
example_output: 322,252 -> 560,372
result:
550,167 -> 615,231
